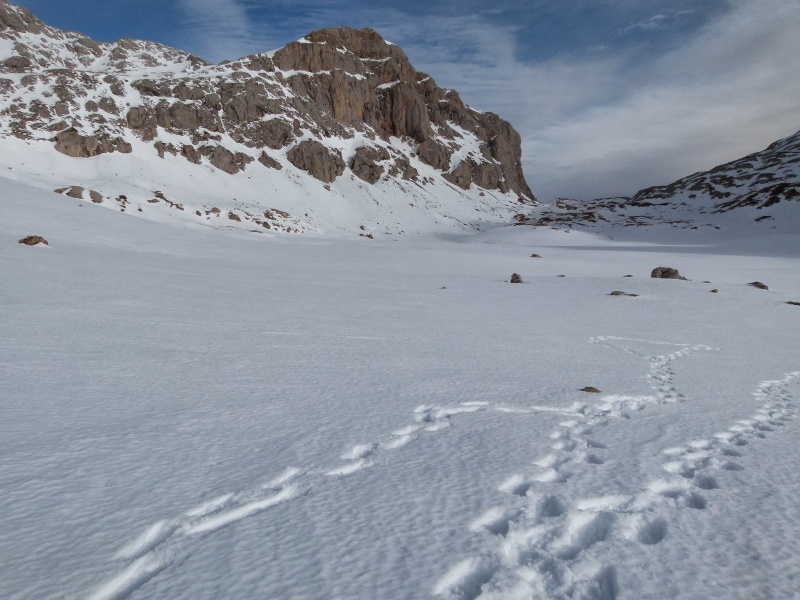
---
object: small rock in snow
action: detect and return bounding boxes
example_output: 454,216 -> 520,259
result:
651,266 -> 687,280
18,235 -> 48,246
609,291 -> 638,297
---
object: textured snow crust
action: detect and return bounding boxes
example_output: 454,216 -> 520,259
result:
2,178 -> 800,599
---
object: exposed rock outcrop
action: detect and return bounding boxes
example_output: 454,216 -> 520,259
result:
350,146 -> 390,184
54,128 -> 131,157
0,1 -> 539,236
206,145 -> 253,175
444,160 -> 473,190
651,267 -> 688,280
287,140 -> 345,183
417,139 -> 451,171
258,152 -> 282,170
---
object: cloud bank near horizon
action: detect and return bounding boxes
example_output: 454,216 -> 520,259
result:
19,0 -> 800,202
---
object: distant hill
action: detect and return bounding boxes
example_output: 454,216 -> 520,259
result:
527,129 -> 800,234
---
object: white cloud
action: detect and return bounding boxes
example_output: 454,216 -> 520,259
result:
522,0 -> 800,200
171,0 -> 800,203
379,0 -> 800,201
175,0 -> 265,62
623,13 -> 668,32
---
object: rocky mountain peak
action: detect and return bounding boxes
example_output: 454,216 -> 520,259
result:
0,1 -> 44,35
272,26 -> 408,74
1,2 -> 536,237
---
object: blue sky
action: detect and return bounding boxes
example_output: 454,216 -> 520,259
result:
19,0 -> 800,201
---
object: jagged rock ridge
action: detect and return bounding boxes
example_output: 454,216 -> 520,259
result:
0,1 -> 536,237
526,129 -> 800,232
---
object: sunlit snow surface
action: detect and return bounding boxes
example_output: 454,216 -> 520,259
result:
2,178 -> 800,600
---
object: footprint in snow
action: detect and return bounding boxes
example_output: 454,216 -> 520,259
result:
434,340 -> 799,600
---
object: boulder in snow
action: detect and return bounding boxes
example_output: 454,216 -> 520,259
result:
651,267 -> 687,280
18,235 -> 48,246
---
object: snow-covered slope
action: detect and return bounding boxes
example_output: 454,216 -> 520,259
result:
528,129 -> 800,235
0,1 -> 535,238
3,175 -> 800,600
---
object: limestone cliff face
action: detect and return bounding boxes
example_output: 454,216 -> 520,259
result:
0,2 -> 537,235
271,27 -> 533,198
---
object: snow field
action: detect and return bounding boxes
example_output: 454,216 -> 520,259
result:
1,178 -> 799,599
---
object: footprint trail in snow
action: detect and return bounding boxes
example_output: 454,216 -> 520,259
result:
85,395 -> 575,598
434,339 -> 798,600
86,336 -> 797,600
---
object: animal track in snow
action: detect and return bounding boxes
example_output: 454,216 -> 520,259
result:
436,349 -> 798,600
592,336 -> 714,405
642,371 -> 800,514
87,397 -> 579,599
87,468 -> 306,600
88,333 -> 794,600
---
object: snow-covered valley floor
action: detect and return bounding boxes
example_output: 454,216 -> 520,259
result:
2,179 -> 800,600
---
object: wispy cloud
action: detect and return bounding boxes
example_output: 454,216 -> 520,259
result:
522,0 -> 800,200
623,13 -> 669,32
368,0 -> 800,201
170,0 -> 800,203
174,0 -> 267,61
622,10 -> 693,33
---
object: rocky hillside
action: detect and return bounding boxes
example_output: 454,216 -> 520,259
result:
0,0 -> 535,237
527,129 -> 800,233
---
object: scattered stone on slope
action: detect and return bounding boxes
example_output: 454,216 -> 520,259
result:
18,235 -> 48,245
748,281 -> 769,290
249,119 -> 295,150
287,140 -> 345,183
787,301 -> 800,306
530,253 -> 542,258
510,273 -> 523,283
55,185 -> 85,199
651,267 -> 688,280
710,289 -> 718,293
623,274 -> 633,277
581,386 -> 601,393
609,291 -> 639,297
